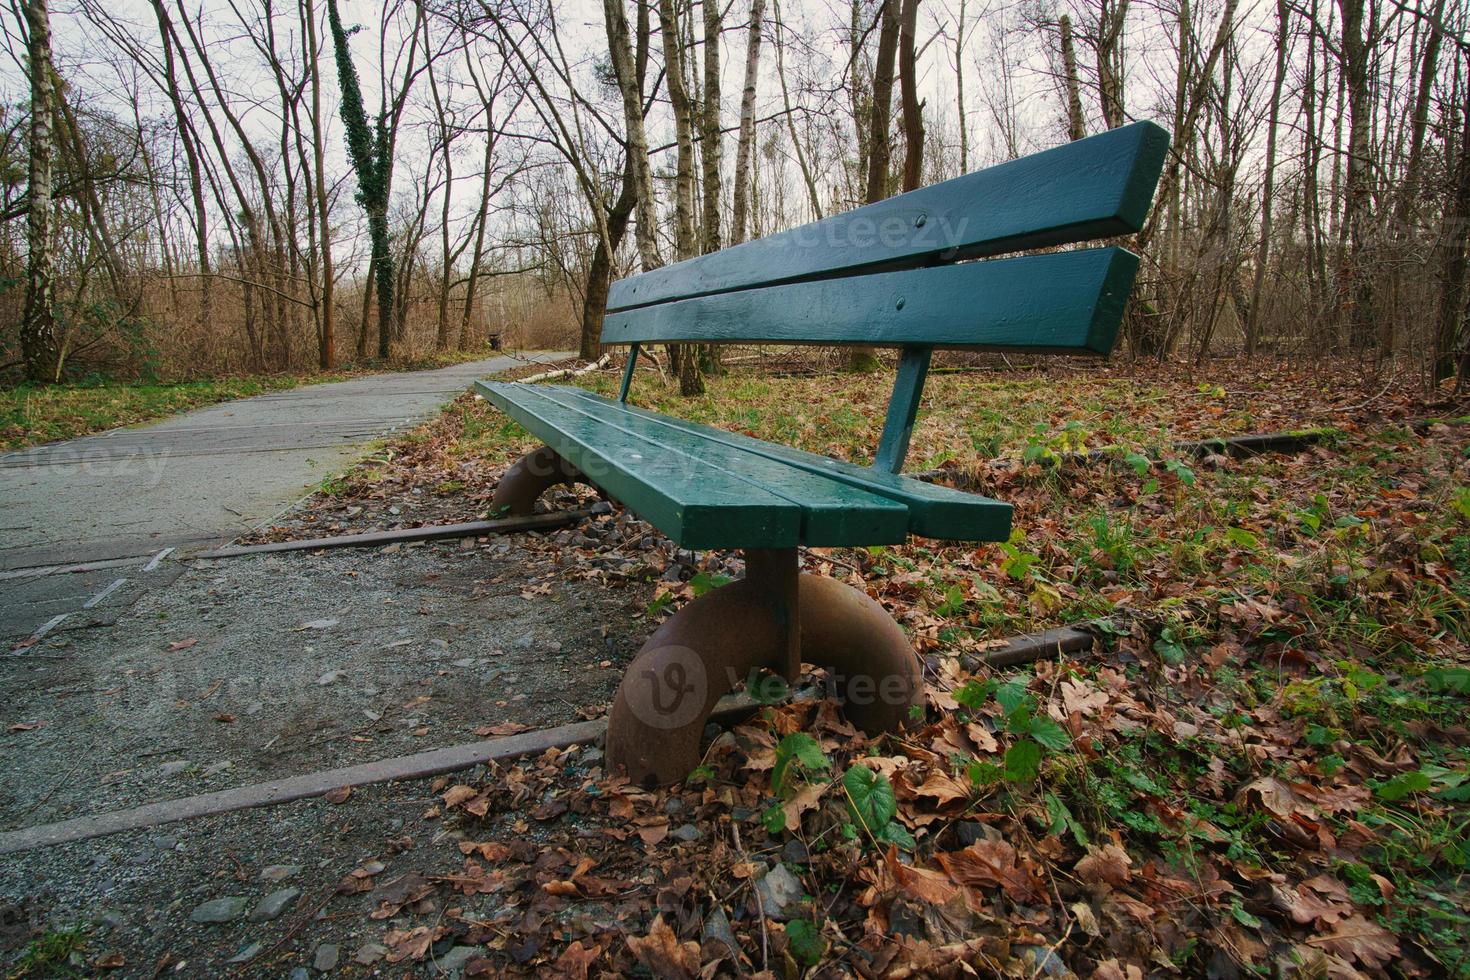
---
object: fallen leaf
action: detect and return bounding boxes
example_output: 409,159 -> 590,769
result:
1075,843 -> 1133,889
441,785 -> 477,808
626,915 -> 699,979
476,720 -> 530,737
325,785 -> 352,804
938,839 -> 1043,902
1311,913 -> 1399,971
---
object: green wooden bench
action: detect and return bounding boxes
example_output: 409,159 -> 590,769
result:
476,121 -> 1168,785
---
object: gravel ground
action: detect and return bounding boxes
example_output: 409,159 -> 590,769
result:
0,763 -> 609,977
0,501 -> 678,976
1,525 -> 656,834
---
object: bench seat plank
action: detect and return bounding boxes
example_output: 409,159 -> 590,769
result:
477,381 -> 916,549
555,386 -> 1013,542
602,247 -> 1138,352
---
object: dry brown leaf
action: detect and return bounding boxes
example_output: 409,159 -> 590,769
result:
551,940 -> 602,980
1075,843 -> 1133,889
626,915 -> 700,980
324,785 -> 352,804
441,784 -> 478,808
937,839 -> 1042,903
1311,914 -> 1399,971
781,781 -> 828,827
475,720 -> 530,736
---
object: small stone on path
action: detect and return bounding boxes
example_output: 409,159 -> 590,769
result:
260,864 -> 301,882
228,942 -> 263,964
248,887 -> 300,922
189,896 -> 248,923
313,943 -> 340,971
354,943 -> 387,965
755,864 -> 804,920
432,946 -> 482,975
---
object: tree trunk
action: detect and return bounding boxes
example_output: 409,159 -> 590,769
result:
327,0 -> 395,361
1246,0 -> 1289,354
898,0 -> 923,192
953,0 -> 968,170
1059,14 -> 1086,141
848,0 -> 901,372
1336,0 -> 1375,349
21,0 -> 60,383
1433,93 -> 1469,386
658,0 -> 704,395
305,0 -> 335,369
699,0 -> 722,254
730,0 -> 765,244
1095,0 -> 1128,129
605,0 -> 660,271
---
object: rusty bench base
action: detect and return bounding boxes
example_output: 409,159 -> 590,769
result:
492,446 -> 924,785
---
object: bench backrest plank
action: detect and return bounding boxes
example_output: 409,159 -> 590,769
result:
605,121 -> 1168,317
602,121 -> 1168,473
603,247 -> 1138,351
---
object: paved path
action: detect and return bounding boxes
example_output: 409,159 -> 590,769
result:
0,352 -> 570,639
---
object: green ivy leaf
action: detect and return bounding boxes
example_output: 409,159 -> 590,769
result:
843,766 -> 897,835
1376,770 -> 1432,802
773,733 -> 829,796
688,571 -> 732,597
785,919 -> 827,967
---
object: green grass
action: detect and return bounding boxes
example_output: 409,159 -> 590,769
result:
0,376 -> 311,450
7,925 -> 89,977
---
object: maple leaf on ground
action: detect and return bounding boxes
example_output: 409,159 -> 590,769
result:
551,940 -> 603,980
1091,958 -> 1145,980
883,846 -> 961,906
475,720 -> 530,737
936,839 -> 1043,903
626,915 -> 700,980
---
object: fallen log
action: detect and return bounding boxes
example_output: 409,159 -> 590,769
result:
192,504 -> 607,559
517,353 -> 611,384
961,626 -> 1096,671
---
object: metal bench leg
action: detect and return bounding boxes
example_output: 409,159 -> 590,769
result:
491,445 -> 587,516
607,549 -> 922,786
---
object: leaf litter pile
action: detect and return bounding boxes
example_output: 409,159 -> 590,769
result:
263,358 -> 1468,977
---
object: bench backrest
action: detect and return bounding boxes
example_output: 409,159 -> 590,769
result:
605,121 -> 1169,472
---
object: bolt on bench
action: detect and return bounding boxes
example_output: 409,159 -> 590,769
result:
476,121 -> 1168,786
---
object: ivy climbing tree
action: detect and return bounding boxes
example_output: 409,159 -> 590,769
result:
326,0 -> 394,360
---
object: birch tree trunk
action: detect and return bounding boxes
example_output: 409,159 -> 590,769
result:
1060,14 -> 1086,141
21,0 -> 60,383
605,0 -> 660,271
731,0 -> 764,245
658,0 -> 705,394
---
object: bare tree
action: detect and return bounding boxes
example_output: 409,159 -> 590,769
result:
21,0 -> 59,381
